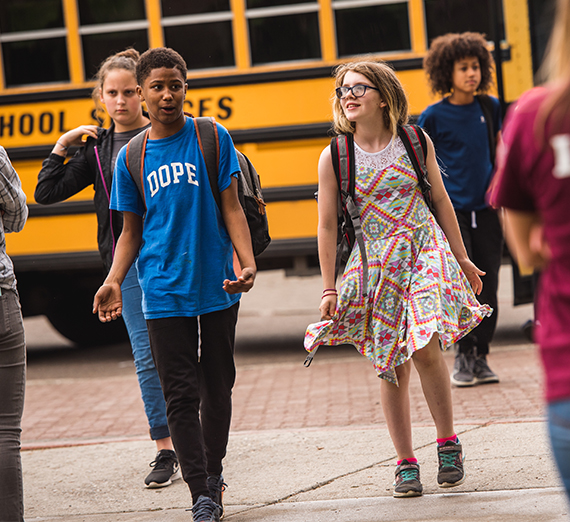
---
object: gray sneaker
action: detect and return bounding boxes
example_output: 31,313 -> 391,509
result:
437,440 -> 465,487
473,356 -> 499,384
393,460 -> 423,497
191,495 -> 221,522
207,475 -> 227,519
451,352 -> 476,387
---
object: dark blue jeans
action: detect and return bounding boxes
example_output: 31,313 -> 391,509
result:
146,302 -> 239,503
0,289 -> 26,522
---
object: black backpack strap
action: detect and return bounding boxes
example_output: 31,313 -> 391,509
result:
193,116 -> 222,210
476,94 -> 496,166
125,128 -> 150,209
398,124 -> 435,214
329,134 -> 368,297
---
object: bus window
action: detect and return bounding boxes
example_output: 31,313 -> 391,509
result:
161,0 -> 235,70
0,0 -> 69,87
78,0 -> 148,79
423,0 -> 505,43
246,1 -> 321,65
333,1 -> 411,57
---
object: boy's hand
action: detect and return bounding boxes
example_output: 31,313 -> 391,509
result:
93,282 -> 123,322
223,267 -> 256,294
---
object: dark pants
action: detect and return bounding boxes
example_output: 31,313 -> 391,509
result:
146,302 -> 239,503
0,289 -> 26,522
455,208 -> 503,356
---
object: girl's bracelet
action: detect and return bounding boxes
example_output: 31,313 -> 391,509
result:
322,292 -> 338,299
322,288 -> 336,294
56,141 -> 68,152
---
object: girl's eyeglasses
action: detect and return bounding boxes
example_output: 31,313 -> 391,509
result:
335,84 -> 380,99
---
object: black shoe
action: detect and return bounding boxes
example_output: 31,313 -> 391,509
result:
144,449 -> 182,488
191,495 -> 221,522
437,440 -> 465,487
451,352 -> 476,387
473,356 -> 499,384
393,460 -> 423,497
207,475 -> 227,519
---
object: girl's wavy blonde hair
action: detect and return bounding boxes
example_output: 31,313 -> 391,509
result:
332,61 -> 409,137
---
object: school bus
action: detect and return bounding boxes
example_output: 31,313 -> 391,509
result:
0,0 -> 554,344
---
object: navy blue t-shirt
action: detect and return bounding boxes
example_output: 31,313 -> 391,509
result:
417,96 -> 501,211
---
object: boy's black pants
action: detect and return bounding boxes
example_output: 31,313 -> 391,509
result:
455,208 -> 503,356
146,302 -> 239,502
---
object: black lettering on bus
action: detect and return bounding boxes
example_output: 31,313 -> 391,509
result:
19,114 -> 34,136
199,98 -> 211,117
184,100 -> 194,112
39,112 -> 54,134
59,111 -> 69,132
0,115 -> 14,137
217,97 -> 232,120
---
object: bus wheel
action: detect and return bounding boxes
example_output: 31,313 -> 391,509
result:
47,305 -> 129,346
42,272 -> 129,347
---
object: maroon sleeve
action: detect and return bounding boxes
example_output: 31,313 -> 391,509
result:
490,89 -> 544,212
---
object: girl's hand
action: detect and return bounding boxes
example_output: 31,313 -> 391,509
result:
458,258 -> 485,295
319,294 -> 337,320
57,125 -> 99,149
93,282 -> 123,322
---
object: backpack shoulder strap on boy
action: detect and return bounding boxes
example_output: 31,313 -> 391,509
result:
475,94 -> 497,166
329,133 -> 368,298
125,128 -> 150,208
193,116 -> 271,257
397,124 -> 435,214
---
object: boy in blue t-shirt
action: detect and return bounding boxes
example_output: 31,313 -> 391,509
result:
418,32 -> 502,388
93,48 -> 256,522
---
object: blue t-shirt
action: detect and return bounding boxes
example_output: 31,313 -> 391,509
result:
417,96 -> 502,211
111,117 -> 241,319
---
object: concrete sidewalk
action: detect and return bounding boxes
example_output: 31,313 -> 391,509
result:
20,267 -> 570,521
22,421 -> 568,521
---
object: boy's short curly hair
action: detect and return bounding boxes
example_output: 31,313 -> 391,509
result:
136,47 -> 187,86
423,32 -> 494,96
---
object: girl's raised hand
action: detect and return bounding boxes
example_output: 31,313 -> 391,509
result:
57,125 -> 99,149
458,258 -> 486,295
319,294 -> 337,321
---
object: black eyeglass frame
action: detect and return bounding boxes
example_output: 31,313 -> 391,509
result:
335,84 -> 381,99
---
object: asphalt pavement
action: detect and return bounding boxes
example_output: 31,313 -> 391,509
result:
20,266 -> 569,521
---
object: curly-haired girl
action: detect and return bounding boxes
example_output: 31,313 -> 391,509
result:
418,32 -> 503,388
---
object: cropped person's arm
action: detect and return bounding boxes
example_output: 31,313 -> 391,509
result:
0,147 -> 28,233
220,177 -> 256,294
424,134 -> 485,294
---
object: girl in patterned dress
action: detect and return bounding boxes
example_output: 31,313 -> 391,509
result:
304,61 -> 492,497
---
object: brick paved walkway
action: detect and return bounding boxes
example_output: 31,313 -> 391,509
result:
22,341 -> 543,449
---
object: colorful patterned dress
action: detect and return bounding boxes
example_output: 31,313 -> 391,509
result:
304,137 -> 492,384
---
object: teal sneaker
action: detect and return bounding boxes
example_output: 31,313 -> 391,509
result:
393,460 -> 423,497
437,439 -> 466,487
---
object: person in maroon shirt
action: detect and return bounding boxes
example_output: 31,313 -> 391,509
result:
490,0 -> 570,499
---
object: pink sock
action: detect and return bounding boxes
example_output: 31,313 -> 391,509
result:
397,457 -> 418,465
437,434 -> 458,446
